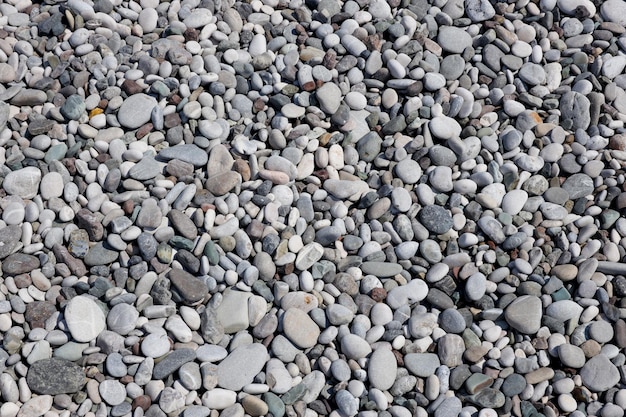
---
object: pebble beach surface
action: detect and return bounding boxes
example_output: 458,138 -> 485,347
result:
1,0 -> 626,416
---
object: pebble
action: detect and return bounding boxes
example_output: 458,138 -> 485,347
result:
63,296 -> 106,343
0,1 -> 622,416
3,167 -> 42,199
26,358 -> 85,395
580,354 -> 621,391
283,308 -> 320,348
117,94 -> 157,129
217,344 -> 269,390
368,348 -> 397,390
504,295 -> 542,334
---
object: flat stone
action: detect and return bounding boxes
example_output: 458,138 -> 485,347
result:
217,343 -> 269,390
117,94 -> 157,129
2,253 -> 39,275
438,26 -> 472,53
27,358 -> 86,395
283,308 -> 320,348
405,353 -> 441,377
169,269 -> 208,304
64,296 -> 106,342
107,303 -> 139,336
561,173 -> 594,199
368,348 -> 397,390
158,144 -> 208,167
3,167 -> 42,199
128,156 -> 162,180
84,243 -> 119,266
215,289 -> 251,333
153,348 -> 197,380
580,354 -> 620,391
505,295 -> 542,334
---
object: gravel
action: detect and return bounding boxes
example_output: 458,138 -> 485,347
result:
1,0 -> 626,416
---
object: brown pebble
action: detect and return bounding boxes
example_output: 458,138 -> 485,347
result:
120,375 -> 133,384
123,200 -> 134,215
122,79 -> 144,95
136,123 -> 154,139
132,395 -> 152,411
580,339 -> 601,357
13,273 -> 32,288
370,287 -> 387,302
233,158 -> 251,182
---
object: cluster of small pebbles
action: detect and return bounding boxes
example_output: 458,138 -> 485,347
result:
3,0 -> 626,416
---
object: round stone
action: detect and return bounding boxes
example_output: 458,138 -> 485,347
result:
64,296 -> 106,343
419,205 -> 453,234
504,295 -> 542,334
99,380 -> 127,406
117,94 -> 157,129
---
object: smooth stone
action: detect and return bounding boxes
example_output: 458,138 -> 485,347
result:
282,308 -> 320,348
340,334 -> 372,360
26,358 -> 86,394
501,190 -> 528,215
203,389 -> 237,410
64,296 -> 106,342
107,303 -> 139,335
580,354 -> 620,391
17,395 -> 53,416
217,344 -> 269,390
40,172 -> 64,200
558,344 -> 586,368
316,83 -> 342,114
404,353 -> 441,377
3,167 -> 42,199
504,295 -> 542,334
545,300 -> 583,321
141,333 -> 170,358
99,380 -> 126,406
153,348 -> 196,379
159,144 -> 209,167
602,0 -> 626,25
2,253 -> 39,275
117,94 -> 157,129
215,289 -> 251,333
438,26 -> 472,53
430,116 -> 462,139
368,348 -> 397,390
